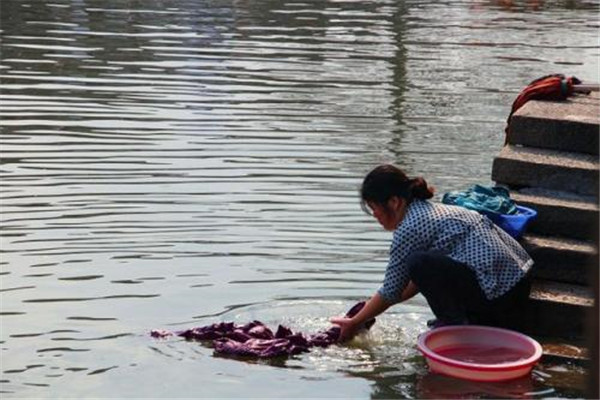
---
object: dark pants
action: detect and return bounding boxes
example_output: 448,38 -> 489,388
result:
407,251 -> 531,330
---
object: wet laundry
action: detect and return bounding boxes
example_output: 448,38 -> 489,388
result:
151,301 -> 375,358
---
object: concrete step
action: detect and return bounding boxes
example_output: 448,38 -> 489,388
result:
511,188 -> 598,240
508,92 -> 599,155
520,234 -> 597,285
492,145 -> 599,197
539,339 -> 589,366
525,280 -> 594,338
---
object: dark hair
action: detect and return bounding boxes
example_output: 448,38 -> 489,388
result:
360,164 -> 434,214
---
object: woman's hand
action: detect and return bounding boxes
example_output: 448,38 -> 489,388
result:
330,292 -> 393,342
329,317 -> 360,342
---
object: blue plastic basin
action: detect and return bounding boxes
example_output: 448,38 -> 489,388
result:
485,205 -> 537,239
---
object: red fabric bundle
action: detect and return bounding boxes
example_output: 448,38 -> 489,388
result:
505,74 -> 582,144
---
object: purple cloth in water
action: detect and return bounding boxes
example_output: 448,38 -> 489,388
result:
150,301 -> 375,358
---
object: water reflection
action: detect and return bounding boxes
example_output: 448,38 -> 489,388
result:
416,373 -> 536,399
1,0 -> 597,397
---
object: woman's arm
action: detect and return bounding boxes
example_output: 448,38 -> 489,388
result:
331,280 -> 419,341
400,280 -> 419,302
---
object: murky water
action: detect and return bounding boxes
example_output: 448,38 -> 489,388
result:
1,0 -> 598,397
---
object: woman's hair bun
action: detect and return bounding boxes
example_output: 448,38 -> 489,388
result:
410,177 -> 435,200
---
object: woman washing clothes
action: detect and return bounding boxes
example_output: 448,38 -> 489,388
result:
331,164 -> 533,341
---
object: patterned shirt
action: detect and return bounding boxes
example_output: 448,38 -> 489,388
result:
378,200 -> 533,303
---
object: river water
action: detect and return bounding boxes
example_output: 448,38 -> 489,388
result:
1,0 -> 598,398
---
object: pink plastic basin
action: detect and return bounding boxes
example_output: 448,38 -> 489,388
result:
417,325 -> 542,382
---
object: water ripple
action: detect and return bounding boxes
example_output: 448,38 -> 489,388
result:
1,0 -> 596,397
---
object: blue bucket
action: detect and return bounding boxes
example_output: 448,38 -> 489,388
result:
484,205 -> 537,239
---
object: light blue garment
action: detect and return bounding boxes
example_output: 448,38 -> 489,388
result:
442,185 -> 518,216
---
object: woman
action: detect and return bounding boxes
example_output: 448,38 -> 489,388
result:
331,164 -> 533,341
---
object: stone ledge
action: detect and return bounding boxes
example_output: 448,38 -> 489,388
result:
525,280 -> 593,338
508,92 -> 599,155
511,188 -> 598,240
492,145 -> 599,196
540,340 -> 590,366
529,280 -> 593,306
521,234 -> 597,285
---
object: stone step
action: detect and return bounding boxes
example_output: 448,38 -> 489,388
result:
539,339 -> 589,366
507,92 -> 600,155
492,145 -> 599,197
520,234 -> 597,285
525,280 -> 594,338
511,188 -> 598,240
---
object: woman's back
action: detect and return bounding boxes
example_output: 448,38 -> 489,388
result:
394,200 -> 532,300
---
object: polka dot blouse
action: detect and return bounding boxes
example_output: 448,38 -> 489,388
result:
378,200 -> 534,303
